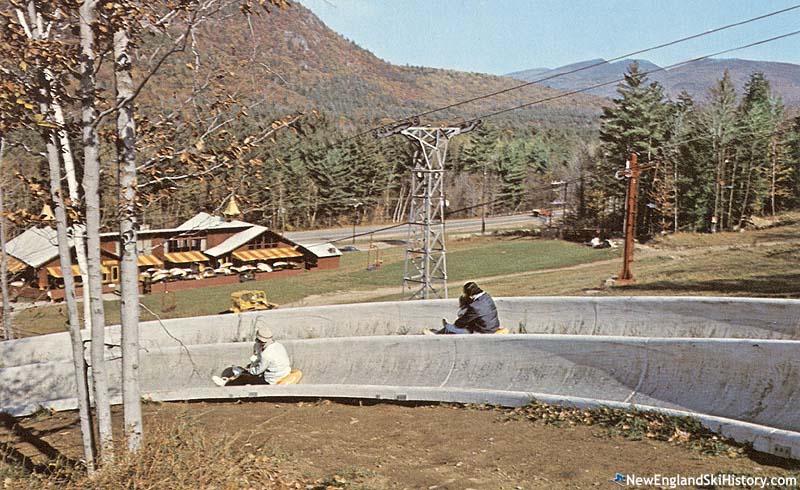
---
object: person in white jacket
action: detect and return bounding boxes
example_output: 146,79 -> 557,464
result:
212,326 -> 291,386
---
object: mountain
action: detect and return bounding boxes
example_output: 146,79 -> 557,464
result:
144,3 -> 605,130
505,58 -> 800,105
506,58 -> 661,94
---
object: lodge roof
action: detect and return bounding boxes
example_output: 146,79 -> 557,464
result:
295,242 -> 342,258
5,227 -> 62,268
203,225 -> 270,258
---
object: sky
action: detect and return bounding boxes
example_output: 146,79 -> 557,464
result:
297,0 -> 800,75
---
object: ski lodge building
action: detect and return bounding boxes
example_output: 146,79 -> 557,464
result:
4,211 -> 341,300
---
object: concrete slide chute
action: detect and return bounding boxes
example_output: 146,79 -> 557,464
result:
2,296 -> 798,368
1,297 -> 799,459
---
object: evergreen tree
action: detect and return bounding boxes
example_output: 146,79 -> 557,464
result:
495,139 -> 528,210
659,91 -> 694,232
734,72 -> 785,225
687,71 -> 739,231
597,62 -> 670,237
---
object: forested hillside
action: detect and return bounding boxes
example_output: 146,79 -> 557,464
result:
1,0 -> 604,235
146,2 -> 604,128
585,63 -> 800,237
132,1 -> 606,229
3,2 -> 799,237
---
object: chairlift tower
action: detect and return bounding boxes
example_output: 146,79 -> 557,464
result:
375,121 -> 479,300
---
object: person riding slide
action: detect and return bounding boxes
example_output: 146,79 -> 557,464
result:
212,326 -> 291,386
425,282 -> 500,335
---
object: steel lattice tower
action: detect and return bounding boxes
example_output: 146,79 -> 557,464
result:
400,126 -> 464,300
374,119 -> 479,300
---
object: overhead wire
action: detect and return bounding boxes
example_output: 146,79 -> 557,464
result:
343,4 -> 800,138
238,4 -> 800,178
29,6 -> 800,244
208,109 -> 800,248
152,7 -> 800,222
466,29 -> 800,123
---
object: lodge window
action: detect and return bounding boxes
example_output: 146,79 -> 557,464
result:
111,266 -> 119,282
167,238 -> 204,252
137,238 -> 153,254
247,234 -> 277,250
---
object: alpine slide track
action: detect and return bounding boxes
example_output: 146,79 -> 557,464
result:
1,296 -> 798,459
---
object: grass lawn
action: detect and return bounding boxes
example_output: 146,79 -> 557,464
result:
482,214 -> 800,298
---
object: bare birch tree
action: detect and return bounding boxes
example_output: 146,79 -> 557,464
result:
114,21 -> 143,452
0,137 -> 12,341
43,127 -> 98,473
80,0 -> 115,463
3,3 -> 99,470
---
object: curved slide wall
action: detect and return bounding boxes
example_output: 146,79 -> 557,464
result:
3,296 -> 799,367
2,297 -> 799,459
1,334 -> 798,457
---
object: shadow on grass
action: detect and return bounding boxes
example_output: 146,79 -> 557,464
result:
752,232 -> 800,242
620,272 -> 800,298
0,413 -> 81,474
744,447 -> 800,471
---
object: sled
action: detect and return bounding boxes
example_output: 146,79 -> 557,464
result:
212,367 -> 302,387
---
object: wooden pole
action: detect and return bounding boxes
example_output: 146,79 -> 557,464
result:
618,153 -> 639,283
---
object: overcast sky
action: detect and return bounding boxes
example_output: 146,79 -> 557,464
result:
297,0 -> 800,75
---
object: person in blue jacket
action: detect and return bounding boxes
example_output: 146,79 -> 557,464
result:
426,282 -> 500,335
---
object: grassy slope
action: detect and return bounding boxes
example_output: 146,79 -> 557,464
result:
13,214 -> 800,336
481,214 -> 800,298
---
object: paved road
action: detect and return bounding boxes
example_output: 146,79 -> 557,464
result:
283,213 -> 543,245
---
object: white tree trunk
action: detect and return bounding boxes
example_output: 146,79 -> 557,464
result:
673,155 -> 679,233
53,104 -> 92,331
43,127 -> 97,473
17,1 -> 97,470
771,138 -> 777,218
18,1 -> 92,331
114,27 -> 143,452
80,0 -> 114,463
0,138 -> 13,340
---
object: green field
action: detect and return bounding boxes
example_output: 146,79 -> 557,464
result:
482,215 -> 800,299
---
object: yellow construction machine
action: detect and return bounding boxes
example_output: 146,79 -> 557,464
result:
228,290 -> 278,313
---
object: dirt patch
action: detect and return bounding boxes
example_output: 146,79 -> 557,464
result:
3,401 -> 797,489
283,258 -> 625,308
283,286 -> 402,308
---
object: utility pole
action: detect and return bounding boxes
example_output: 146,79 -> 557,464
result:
375,119 -> 479,300
550,180 -> 566,228
350,199 -> 363,245
617,153 -> 640,283
481,162 -> 487,234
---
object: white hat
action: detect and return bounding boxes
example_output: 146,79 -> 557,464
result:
256,326 -> 273,343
